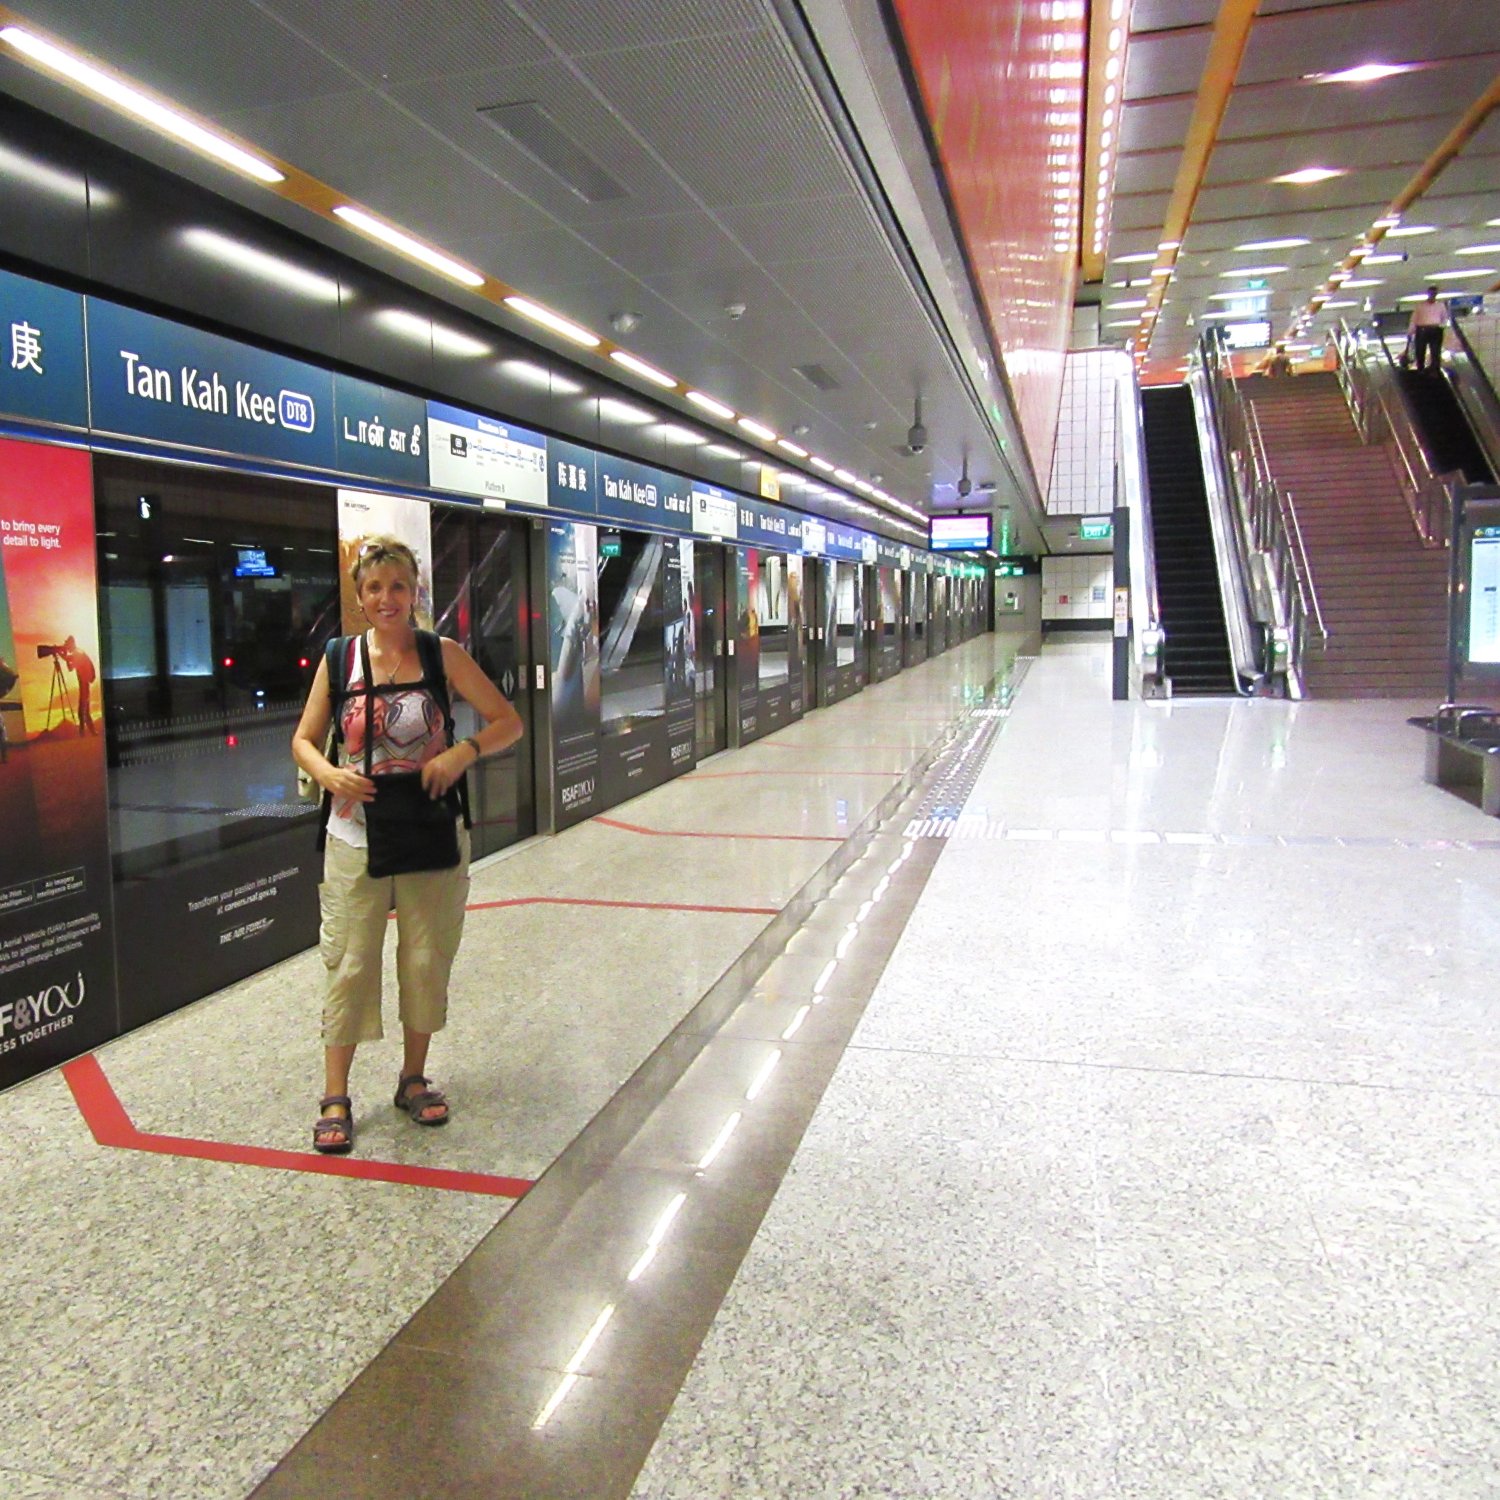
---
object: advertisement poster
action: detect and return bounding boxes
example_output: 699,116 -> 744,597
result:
0,438 -> 119,1087
337,489 -> 435,636
821,559 -> 840,702
1468,525 -> 1500,665
787,560 -> 805,717
547,520 -> 601,827
665,539 -> 697,773
736,549 -> 760,740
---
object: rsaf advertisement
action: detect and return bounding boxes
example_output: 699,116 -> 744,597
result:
665,539 -> 697,773
547,521 -> 601,828
0,439 -> 119,1087
736,549 -> 760,741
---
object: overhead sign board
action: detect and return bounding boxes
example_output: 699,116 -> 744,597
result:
427,399 -> 548,508
0,267 -> 88,430
1079,516 -> 1113,541
691,485 -> 739,539
929,512 -> 992,552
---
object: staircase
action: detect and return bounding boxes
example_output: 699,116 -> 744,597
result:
1247,372 -> 1448,699
1141,386 -> 1237,695
1396,368 -> 1494,484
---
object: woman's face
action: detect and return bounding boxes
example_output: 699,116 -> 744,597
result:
357,561 -> 417,628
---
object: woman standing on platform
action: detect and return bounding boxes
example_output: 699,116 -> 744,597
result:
292,537 -> 523,1154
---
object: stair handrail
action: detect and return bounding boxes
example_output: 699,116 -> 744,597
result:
1248,404 -> 1328,649
1198,333 -> 1329,694
1332,319 -> 1456,548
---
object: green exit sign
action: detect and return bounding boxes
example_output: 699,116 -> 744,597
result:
995,563 -> 1024,577
1079,517 -> 1113,541
599,533 -> 623,558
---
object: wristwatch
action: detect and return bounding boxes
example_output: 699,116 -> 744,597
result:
463,735 -> 483,761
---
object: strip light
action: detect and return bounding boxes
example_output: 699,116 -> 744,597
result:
333,205 -> 484,287
502,294 -> 600,347
685,390 -> 735,420
608,349 -> 677,389
1,25 -> 285,183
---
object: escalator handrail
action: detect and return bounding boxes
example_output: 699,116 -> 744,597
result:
1335,320 -> 1456,547
1445,317 -> 1500,483
1119,372 -> 1165,685
1248,404 -> 1327,647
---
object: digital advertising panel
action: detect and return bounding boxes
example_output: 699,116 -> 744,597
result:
929,512 -> 992,552
0,438 -> 119,1088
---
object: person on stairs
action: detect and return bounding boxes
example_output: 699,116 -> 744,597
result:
1408,287 -> 1448,374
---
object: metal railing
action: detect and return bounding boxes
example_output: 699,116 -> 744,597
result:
1331,319 -> 1456,548
1118,370 -> 1166,692
1199,336 -> 1328,694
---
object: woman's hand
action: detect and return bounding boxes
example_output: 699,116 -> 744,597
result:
420,744 -> 476,799
324,766 -> 377,803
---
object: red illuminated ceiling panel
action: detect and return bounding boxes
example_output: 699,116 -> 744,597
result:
889,0 -> 1084,480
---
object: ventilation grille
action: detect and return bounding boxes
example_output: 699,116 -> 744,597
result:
477,101 -> 628,203
793,362 -> 842,391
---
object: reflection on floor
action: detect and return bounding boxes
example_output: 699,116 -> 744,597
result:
0,634 -> 1009,1500
636,641 -> 1500,1499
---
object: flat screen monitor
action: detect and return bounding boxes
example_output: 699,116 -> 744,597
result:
233,547 -> 278,579
1222,320 -> 1271,351
929,513 -> 991,552
1468,523 -> 1500,666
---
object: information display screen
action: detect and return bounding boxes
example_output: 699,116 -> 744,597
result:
929,512 -> 991,552
233,547 -> 277,578
1469,525 -> 1500,665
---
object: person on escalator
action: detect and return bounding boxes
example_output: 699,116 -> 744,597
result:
1408,287 -> 1448,374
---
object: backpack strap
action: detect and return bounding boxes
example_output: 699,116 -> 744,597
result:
414,630 -> 472,831
315,634 -> 353,852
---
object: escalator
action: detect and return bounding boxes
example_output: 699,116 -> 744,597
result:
1396,367 -> 1494,484
1140,385 -> 1236,695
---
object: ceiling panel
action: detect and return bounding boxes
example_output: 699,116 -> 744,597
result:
1125,28 -> 1213,101
1120,95 -> 1197,153
1129,0 -> 1220,32
514,0 -> 769,60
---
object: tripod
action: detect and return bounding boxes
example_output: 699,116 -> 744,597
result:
42,652 -> 75,735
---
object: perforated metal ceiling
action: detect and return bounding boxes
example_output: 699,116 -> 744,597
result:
0,0 -> 1036,540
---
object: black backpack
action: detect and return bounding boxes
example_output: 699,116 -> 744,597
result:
315,630 -> 472,849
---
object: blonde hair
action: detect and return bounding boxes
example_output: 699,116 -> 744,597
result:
351,535 -> 420,589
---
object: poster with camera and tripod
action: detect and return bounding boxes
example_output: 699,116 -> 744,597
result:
0,437 -> 119,1088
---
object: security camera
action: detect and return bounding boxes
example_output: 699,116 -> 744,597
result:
906,395 -> 927,454
724,302 -> 747,322
609,310 -> 642,335
957,474 -> 972,499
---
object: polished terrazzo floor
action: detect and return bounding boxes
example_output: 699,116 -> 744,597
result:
10,633 -> 1500,1498
633,642 -> 1500,1498
0,635 -> 1009,1500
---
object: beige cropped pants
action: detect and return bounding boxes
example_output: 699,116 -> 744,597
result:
318,826 -> 471,1046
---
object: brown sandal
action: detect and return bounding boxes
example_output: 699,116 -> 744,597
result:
313,1094 -> 354,1154
394,1074 -> 449,1126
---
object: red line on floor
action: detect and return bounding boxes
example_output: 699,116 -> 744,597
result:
594,815 -> 843,843
466,895 -> 779,916
61,1055 -> 533,1199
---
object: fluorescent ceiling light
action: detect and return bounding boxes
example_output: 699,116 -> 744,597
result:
1360,253 -> 1406,264
333,205 -> 484,287
179,228 -> 340,302
608,350 -> 676,389
1322,300 -> 1358,308
809,456 -> 835,472
1106,319 -> 1142,327
1428,267 -> 1495,280
833,468 -> 857,484
1217,266 -> 1287,277
1384,224 -> 1436,237
1398,291 -> 1460,302
737,417 -> 777,442
1455,244 -> 1500,256
1113,251 -> 1158,264
1110,298 -> 1149,309
1234,237 -> 1310,251
1306,63 -> 1417,84
777,438 -> 809,458
502,295 -> 600,347
685,390 -> 734,420
1273,167 -> 1345,185
1207,289 -> 1270,300
1341,278 -> 1383,288
1,25 -> 285,184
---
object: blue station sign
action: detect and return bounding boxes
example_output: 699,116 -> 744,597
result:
85,297 -> 337,469
0,267 -> 88,431
333,373 -> 427,488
